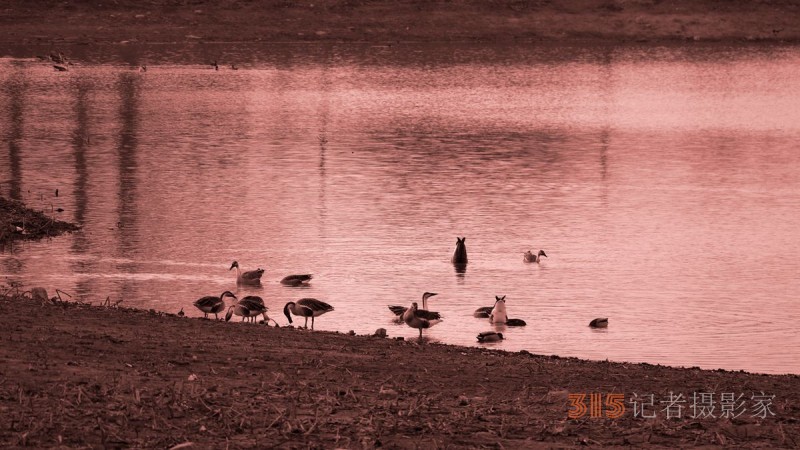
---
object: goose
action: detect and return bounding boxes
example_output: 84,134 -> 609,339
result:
452,237 -> 468,265
489,295 -> 508,324
589,318 -> 609,328
280,274 -> 313,286
524,249 -> 547,263
477,331 -> 504,343
388,292 -> 439,321
402,302 -> 442,339
475,296 -> 527,326
229,261 -> 265,285
193,291 -> 237,319
225,295 -> 271,323
283,298 -> 334,330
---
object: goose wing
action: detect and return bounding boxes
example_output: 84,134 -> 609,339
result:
241,268 -> 264,281
298,298 -> 333,313
240,295 -> 265,307
414,309 -> 442,321
473,306 -> 493,318
194,295 -> 220,308
281,274 -> 312,285
388,305 -> 408,316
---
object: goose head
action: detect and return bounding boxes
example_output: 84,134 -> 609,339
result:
283,302 -> 294,324
229,261 -> 239,271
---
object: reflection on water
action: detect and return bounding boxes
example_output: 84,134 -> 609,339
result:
1,44 -> 799,374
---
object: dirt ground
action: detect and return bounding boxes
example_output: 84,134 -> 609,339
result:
2,2 -> 800,447
0,0 -> 798,46
0,291 -> 798,448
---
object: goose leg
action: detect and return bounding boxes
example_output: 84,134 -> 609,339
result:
214,312 -> 219,320
304,317 -> 309,329
311,316 -> 315,330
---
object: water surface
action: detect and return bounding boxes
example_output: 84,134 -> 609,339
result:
1,43 -> 799,374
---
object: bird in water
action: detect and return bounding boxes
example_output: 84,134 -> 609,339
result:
388,292 -> 439,321
403,301 -> 443,339
452,237 -> 468,265
523,249 -> 547,263
229,261 -> 265,285
283,298 -> 334,330
589,318 -> 609,328
477,331 -> 504,343
280,274 -> 313,286
193,291 -> 237,319
474,296 -> 527,326
225,295 -> 272,324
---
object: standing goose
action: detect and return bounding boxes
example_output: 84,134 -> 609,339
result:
230,261 -> 265,285
283,298 -> 334,330
225,295 -> 271,323
402,302 -> 443,339
193,291 -> 237,319
280,274 -> 313,286
523,249 -> 547,263
388,292 -> 439,320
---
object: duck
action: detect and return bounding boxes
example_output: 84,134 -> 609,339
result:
225,295 -> 271,323
388,292 -> 439,321
402,301 -> 443,339
452,237 -> 468,265
477,331 -> 504,343
524,249 -> 547,263
193,291 -> 237,319
280,274 -> 313,286
589,318 -> 609,328
283,298 -> 334,330
229,261 -> 265,285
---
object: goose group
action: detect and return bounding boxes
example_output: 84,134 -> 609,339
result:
183,241 -> 603,348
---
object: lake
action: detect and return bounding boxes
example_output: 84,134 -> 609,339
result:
1,43 -> 798,374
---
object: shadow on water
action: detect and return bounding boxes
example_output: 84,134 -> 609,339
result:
5,70 -> 26,202
115,72 -> 141,303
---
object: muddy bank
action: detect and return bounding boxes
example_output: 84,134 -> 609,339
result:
0,0 -> 798,47
1,291 -> 798,448
0,196 -> 79,248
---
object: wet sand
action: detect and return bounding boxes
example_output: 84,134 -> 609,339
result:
1,291 -> 798,448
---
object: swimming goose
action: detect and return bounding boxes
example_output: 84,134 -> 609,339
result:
280,274 -> 313,286
402,302 -> 443,339
388,292 -> 439,320
283,298 -> 334,330
225,295 -> 270,323
230,261 -> 265,285
477,331 -> 504,343
193,291 -> 237,319
523,249 -> 547,263
489,295 -> 508,324
474,296 -> 527,326
589,318 -> 609,328
452,237 -> 468,265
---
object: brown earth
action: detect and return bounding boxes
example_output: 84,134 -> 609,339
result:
1,290 -> 798,448
0,0 -> 798,46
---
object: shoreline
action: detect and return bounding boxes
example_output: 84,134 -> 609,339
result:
1,290 -> 798,448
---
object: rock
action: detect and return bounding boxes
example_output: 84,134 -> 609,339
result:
374,328 -> 387,338
31,287 -> 48,302
348,330 -> 356,336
